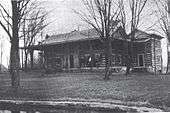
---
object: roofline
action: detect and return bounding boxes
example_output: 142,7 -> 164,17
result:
20,36 -> 153,50
20,45 -> 43,50
150,34 -> 164,39
128,29 -> 164,40
42,36 -> 98,46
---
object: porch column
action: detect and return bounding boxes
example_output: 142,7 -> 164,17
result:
74,44 -> 79,68
66,43 -> 70,69
67,55 -> 70,69
30,49 -> 34,69
43,50 -> 46,70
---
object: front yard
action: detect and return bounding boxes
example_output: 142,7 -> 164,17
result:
0,71 -> 170,110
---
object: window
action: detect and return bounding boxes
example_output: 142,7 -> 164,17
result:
47,55 -> 63,70
54,56 -> 63,68
111,54 -> 122,66
111,54 -> 115,66
94,53 -> 102,67
156,56 -> 161,63
138,54 -> 144,67
70,55 -> 74,68
79,55 -> 85,67
115,55 -> 122,66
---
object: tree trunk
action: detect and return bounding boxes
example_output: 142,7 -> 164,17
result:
10,40 -> 20,87
125,57 -> 131,75
104,39 -> 112,80
30,50 -> 34,69
166,57 -> 169,74
24,51 -> 28,72
166,42 -> 169,74
126,30 -> 135,75
10,1 -> 20,88
126,41 -> 133,75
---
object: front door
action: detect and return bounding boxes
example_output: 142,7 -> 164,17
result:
138,54 -> 144,67
70,55 -> 74,68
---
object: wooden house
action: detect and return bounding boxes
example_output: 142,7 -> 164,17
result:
23,28 -> 163,73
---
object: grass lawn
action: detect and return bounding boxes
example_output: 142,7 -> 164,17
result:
0,71 -> 170,109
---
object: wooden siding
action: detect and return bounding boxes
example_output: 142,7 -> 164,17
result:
145,40 -> 152,67
151,39 -> 162,71
44,38 -> 162,71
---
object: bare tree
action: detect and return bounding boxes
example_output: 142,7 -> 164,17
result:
75,0 -> 121,80
20,2 -> 48,71
0,0 -> 31,88
0,36 -> 3,73
118,0 -> 149,75
152,0 -> 169,73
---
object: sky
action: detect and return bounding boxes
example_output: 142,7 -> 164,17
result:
41,0 -> 162,34
0,0 -> 168,68
41,0 -> 86,35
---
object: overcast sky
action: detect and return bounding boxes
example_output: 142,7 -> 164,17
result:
41,0 -> 165,36
41,0 -> 86,35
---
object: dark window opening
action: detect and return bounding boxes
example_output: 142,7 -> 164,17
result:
138,55 -> 144,66
70,55 -> 74,68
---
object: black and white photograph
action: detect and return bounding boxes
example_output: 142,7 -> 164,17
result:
0,0 -> 170,112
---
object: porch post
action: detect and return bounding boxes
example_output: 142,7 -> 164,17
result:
67,43 -> 70,69
74,43 -> 79,68
43,49 -> 48,70
30,49 -> 34,69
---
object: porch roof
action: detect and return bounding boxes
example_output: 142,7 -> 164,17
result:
42,29 -> 159,46
20,29 -> 164,50
42,29 -> 99,46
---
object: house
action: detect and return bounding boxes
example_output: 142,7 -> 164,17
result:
22,28 -> 163,73
129,30 -> 163,72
